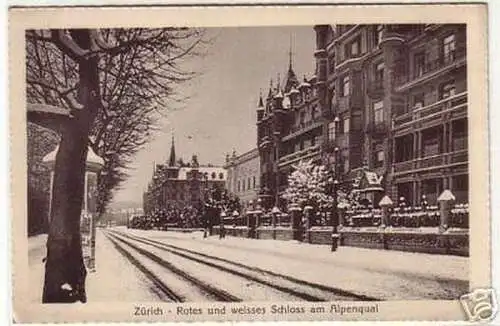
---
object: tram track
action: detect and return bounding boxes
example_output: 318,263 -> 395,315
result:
104,231 -> 241,302
108,229 -> 379,302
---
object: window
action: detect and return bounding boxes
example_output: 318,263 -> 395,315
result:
413,93 -> 425,109
374,25 -> 383,46
422,131 -> 441,157
219,173 -> 224,179
374,150 -> 384,167
247,177 -> 251,190
440,81 -> 456,99
311,106 -> 317,121
253,176 -> 256,189
328,121 -> 336,141
414,52 -> 426,78
342,151 -> 350,173
373,100 -> 384,124
343,117 -> 350,134
211,172 -> 216,179
442,34 -> 456,64
237,181 -> 240,192
340,75 -> 350,97
346,37 -> 361,58
375,62 -> 384,83
242,179 -> 245,191
330,87 -> 336,108
329,54 -> 336,73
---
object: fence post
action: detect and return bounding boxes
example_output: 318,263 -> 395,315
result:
379,195 -> 393,228
304,205 -> 313,243
438,190 -> 455,233
338,204 -> 346,227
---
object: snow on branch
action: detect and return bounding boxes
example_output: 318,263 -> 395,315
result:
51,29 -> 89,61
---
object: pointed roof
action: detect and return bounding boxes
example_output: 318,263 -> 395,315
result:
168,133 -> 176,167
267,79 -> 274,98
284,34 -> 300,93
257,92 -> 264,110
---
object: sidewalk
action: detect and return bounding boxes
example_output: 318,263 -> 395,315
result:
124,227 -> 469,300
28,229 -> 159,303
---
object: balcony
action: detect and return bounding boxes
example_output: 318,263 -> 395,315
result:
392,149 -> 468,174
379,31 -> 406,46
394,48 -> 466,90
393,92 -> 467,130
281,119 -> 323,142
258,135 -> 271,148
278,145 -> 320,168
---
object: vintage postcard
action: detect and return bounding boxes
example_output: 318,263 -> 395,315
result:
9,3 -> 491,324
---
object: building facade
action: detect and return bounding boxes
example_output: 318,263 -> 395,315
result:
257,24 -> 468,208
143,137 -> 227,215
224,148 -> 260,208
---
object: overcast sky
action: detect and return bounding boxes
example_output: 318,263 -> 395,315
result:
111,26 -> 316,206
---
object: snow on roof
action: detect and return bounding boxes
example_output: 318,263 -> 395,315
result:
43,145 -> 104,166
177,166 -> 227,181
364,171 -> 382,186
379,195 -> 393,206
438,189 -> 456,201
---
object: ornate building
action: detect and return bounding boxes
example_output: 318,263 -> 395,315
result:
143,136 -> 227,215
257,24 -> 468,208
257,51 -> 323,210
224,148 -> 260,208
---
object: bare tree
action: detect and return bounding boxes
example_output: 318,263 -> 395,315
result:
26,28 -> 207,303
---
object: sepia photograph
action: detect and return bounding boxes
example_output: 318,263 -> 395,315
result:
10,4 -> 491,323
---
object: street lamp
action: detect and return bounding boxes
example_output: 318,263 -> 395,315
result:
331,116 -> 341,252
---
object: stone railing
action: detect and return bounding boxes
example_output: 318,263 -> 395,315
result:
393,149 -> 468,174
393,92 -> 467,129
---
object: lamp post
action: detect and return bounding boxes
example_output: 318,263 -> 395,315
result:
331,116 -> 341,252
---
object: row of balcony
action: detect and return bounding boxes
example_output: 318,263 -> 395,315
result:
393,149 -> 468,174
393,91 -> 467,129
282,119 -> 323,141
277,145 -> 321,167
394,48 -> 466,88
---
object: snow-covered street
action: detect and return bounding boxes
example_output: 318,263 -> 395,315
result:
28,227 -> 469,303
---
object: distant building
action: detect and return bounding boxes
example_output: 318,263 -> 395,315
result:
224,148 -> 260,208
256,24 -> 468,208
143,136 -> 226,215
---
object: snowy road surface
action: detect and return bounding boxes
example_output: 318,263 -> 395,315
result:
28,227 -> 468,302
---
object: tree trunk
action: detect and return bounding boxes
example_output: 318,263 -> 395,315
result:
42,29 -> 99,303
42,125 -> 89,303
